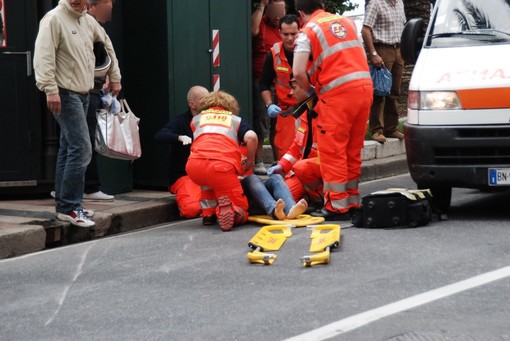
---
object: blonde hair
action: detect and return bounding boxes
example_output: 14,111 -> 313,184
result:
199,91 -> 240,114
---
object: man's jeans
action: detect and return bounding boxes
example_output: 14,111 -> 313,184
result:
53,89 -> 92,214
241,174 -> 296,217
84,92 -> 102,194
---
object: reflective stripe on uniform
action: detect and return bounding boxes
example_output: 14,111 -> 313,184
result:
346,179 -> 359,190
308,39 -> 363,79
323,181 -> 347,193
192,109 -> 240,143
282,153 -> 297,164
330,197 -> 349,210
347,179 -> 360,205
320,71 -> 371,94
200,199 -> 218,209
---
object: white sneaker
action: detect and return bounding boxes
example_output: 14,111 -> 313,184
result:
83,191 -> 115,201
56,209 -> 95,227
83,208 -> 95,218
253,161 -> 267,175
50,191 -> 56,199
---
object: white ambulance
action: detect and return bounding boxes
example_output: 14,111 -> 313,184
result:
401,0 -> 510,211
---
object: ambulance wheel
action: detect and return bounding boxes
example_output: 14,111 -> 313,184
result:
419,185 -> 451,212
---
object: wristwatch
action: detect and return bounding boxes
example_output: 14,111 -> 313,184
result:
372,51 -> 378,56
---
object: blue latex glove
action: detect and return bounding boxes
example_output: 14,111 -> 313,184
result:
266,104 -> 282,118
267,164 -> 283,176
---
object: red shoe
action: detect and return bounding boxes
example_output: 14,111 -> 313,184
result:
217,196 -> 235,231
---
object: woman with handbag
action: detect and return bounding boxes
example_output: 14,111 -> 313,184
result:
185,91 -> 258,231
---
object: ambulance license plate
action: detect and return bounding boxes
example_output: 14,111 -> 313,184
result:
489,168 -> 510,186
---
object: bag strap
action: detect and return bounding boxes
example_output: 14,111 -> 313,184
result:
121,99 -> 132,114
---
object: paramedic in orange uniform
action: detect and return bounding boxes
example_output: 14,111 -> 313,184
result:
267,74 -> 322,208
259,14 -> 300,160
185,91 -> 258,231
293,0 -> 373,220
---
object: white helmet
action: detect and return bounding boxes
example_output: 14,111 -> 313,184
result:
93,42 -> 111,78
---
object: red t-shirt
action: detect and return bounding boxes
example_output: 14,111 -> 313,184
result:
252,16 -> 281,82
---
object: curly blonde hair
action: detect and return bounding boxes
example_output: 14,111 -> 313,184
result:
198,91 -> 240,114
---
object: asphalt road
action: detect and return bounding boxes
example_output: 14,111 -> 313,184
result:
1,174 -> 509,341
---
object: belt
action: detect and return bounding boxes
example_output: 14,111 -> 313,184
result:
374,42 -> 400,49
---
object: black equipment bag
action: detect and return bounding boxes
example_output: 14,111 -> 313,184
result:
352,188 -> 436,228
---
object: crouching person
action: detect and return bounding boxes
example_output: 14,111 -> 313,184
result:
186,91 -> 258,231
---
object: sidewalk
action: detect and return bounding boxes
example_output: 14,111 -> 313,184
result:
0,139 -> 407,259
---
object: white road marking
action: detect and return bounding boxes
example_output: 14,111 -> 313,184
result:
45,243 -> 94,326
0,220 -> 193,263
284,265 -> 510,341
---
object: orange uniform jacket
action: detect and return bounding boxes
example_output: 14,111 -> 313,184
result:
271,42 -> 297,160
302,10 -> 371,95
300,10 -> 373,213
277,110 -> 318,174
189,107 -> 242,172
187,107 -> 249,223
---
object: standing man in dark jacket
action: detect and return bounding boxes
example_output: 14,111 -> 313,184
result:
154,85 -> 209,219
81,0 -> 118,201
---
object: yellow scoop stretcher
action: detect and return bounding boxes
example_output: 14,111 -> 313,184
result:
301,224 -> 341,267
248,214 -> 325,227
247,224 -> 293,265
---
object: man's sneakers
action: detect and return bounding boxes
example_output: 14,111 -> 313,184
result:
51,190 -> 114,201
253,161 -> 267,175
83,208 -> 95,218
83,191 -> 115,201
56,208 -> 95,227
217,196 -> 235,231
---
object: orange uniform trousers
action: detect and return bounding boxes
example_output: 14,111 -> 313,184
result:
169,175 -> 201,219
185,158 -> 248,224
274,115 -> 296,160
315,83 -> 373,213
284,173 -> 306,203
292,157 -> 323,206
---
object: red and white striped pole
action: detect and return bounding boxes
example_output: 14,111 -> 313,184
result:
211,29 -> 220,92
213,74 -> 220,93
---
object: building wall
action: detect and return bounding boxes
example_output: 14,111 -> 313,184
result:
120,0 -> 252,189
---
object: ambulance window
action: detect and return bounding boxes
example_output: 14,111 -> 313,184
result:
429,0 -> 510,46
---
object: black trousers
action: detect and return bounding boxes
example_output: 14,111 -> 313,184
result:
84,92 -> 103,194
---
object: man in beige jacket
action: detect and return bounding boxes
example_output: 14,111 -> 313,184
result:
34,0 -> 121,227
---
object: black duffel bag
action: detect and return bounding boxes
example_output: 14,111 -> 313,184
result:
352,188 -> 444,228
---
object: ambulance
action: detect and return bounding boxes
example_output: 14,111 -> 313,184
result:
401,0 -> 510,211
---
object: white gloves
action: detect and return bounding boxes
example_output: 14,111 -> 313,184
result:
179,135 -> 192,145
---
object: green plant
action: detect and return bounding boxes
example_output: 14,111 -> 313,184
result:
324,0 -> 358,14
